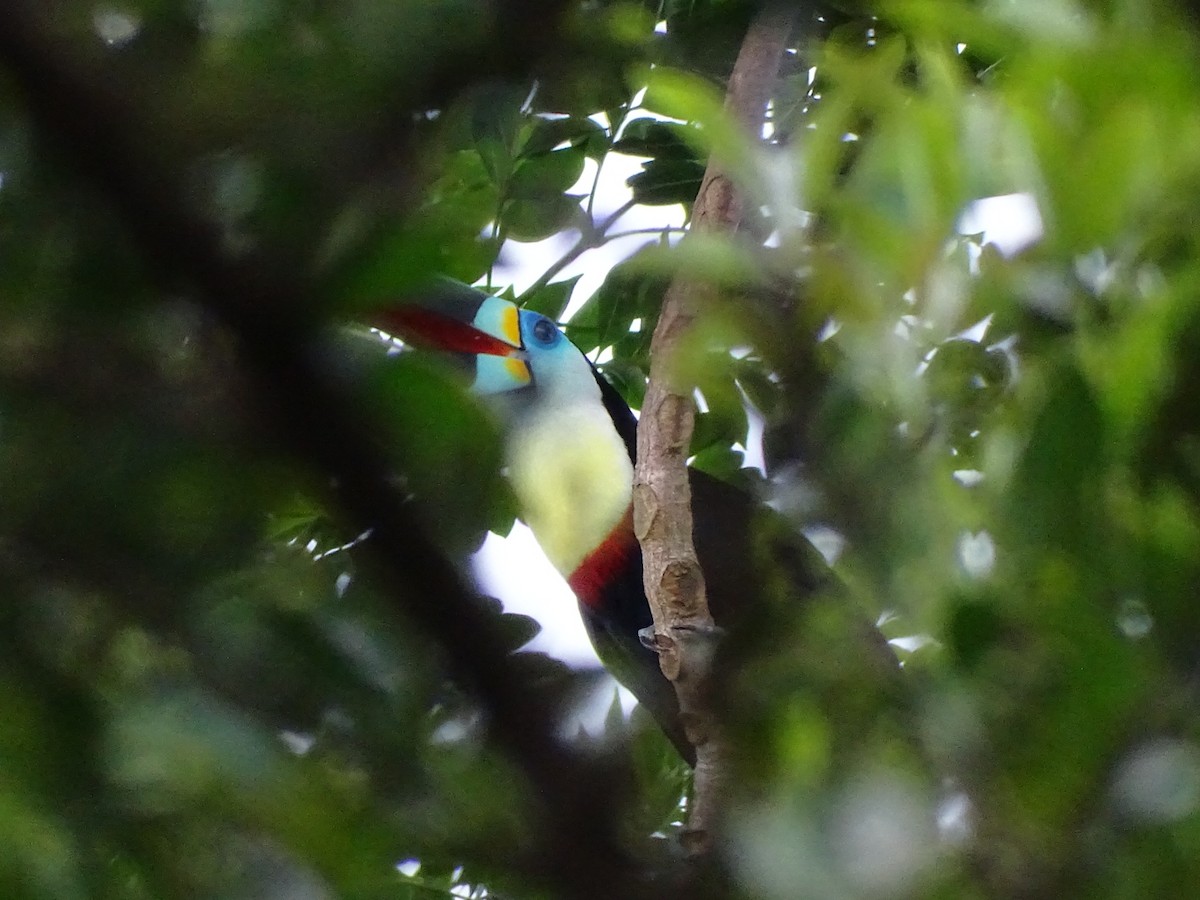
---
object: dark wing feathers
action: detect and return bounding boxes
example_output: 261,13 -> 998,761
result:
583,365 -> 834,763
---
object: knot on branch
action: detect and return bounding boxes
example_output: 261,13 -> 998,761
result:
660,560 -> 704,615
631,481 -> 657,541
673,621 -> 725,679
695,172 -> 739,229
637,619 -> 725,684
653,392 -> 695,454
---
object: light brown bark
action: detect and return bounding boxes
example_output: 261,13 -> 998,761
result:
633,2 -> 798,855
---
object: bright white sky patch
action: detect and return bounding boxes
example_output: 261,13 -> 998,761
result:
957,530 -> 996,579
491,152 -> 686,317
93,7 -> 141,46
473,525 -> 638,718
1111,738 -> 1200,823
473,523 -> 599,666
957,192 -> 1044,256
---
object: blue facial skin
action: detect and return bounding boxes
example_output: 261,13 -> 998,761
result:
514,310 -> 595,404
470,307 -> 604,435
474,308 -> 567,397
526,312 -> 563,351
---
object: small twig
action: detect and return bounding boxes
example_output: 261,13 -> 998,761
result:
522,197 -> 637,298
586,102 -> 637,219
604,226 -> 689,242
586,136 -> 607,219
632,2 -> 799,855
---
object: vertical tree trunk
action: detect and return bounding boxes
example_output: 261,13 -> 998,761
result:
633,1 -> 799,856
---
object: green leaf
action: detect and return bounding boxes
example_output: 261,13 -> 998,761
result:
565,264 -> 665,352
628,704 -> 691,834
613,118 -> 706,205
734,358 -> 783,422
627,157 -> 705,205
922,338 -> 1010,449
597,357 -> 648,411
613,118 -> 698,160
500,195 -> 585,242
689,443 -> 746,482
496,612 -> 542,650
520,275 -> 582,320
0,789 -> 87,900
331,150 -> 500,301
106,689 -> 282,812
521,116 -> 609,159
363,354 -> 509,557
689,400 -> 748,456
508,147 -> 587,199
621,234 -> 764,286
658,0 -> 754,80
945,595 -> 1005,671
1007,364 -> 1106,555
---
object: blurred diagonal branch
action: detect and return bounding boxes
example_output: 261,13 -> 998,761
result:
0,5 -> 687,898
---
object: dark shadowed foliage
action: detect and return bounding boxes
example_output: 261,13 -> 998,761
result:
2,1 -> 1200,897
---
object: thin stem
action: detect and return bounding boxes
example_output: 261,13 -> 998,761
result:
603,225 -> 689,242
487,206 -> 511,290
521,195 -> 638,300
586,144 -> 606,219
588,103 -> 634,218
598,196 -> 638,231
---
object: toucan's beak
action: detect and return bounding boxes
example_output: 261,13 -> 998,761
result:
370,282 -> 533,393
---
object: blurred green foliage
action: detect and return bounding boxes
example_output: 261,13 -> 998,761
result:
4,0 -> 1200,897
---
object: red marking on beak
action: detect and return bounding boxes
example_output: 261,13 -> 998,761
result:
374,307 -> 520,358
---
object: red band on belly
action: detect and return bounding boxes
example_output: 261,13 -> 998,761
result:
567,506 -> 637,610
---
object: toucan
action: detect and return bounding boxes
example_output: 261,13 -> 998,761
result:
373,279 -> 846,764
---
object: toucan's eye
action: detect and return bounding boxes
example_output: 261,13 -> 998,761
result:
531,316 -> 560,347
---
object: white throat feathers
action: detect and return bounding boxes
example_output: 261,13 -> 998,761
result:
504,391 -> 633,576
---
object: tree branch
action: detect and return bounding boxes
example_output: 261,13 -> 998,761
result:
522,197 -> 638,300
632,2 -> 799,854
